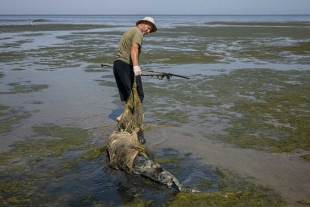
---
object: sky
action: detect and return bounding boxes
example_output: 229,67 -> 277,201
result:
0,0 -> 310,15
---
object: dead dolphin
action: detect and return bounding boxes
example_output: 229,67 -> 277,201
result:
107,130 -> 197,192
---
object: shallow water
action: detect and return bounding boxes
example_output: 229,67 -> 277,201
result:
1,15 -> 310,206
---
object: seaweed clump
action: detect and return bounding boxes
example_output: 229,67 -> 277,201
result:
0,125 -> 91,165
163,168 -> 286,207
0,104 -> 31,134
0,82 -> 48,94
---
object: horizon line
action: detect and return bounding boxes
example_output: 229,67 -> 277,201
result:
1,13 -> 310,16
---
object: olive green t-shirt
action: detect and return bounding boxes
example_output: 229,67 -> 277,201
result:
115,27 -> 143,65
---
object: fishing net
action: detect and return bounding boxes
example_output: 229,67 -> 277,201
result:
106,76 -> 195,192
107,77 -> 148,174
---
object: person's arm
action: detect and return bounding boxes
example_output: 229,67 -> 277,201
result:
131,43 -> 139,66
131,43 -> 142,76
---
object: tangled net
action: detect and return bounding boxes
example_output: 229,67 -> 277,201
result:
107,77 -> 197,192
107,77 -> 148,174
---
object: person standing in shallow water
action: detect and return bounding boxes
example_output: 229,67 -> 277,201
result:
113,17 -> 157,122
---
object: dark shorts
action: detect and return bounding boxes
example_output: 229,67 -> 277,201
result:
113,60 -> 144,103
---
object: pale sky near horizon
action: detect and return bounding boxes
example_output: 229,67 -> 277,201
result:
0,0 -> 309,15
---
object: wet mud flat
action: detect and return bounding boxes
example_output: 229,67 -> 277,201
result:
1,68 -> 309,206
0,124 -> 286,207
1,21 -> 310,206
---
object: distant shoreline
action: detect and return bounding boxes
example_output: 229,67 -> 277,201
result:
1,14 -> 310,16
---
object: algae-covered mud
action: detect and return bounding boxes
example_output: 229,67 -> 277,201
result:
0,125 -> 285,206
142,69 -> 310,156
1,15 -> 310,206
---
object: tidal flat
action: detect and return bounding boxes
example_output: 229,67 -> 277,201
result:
1,18 -> 310,206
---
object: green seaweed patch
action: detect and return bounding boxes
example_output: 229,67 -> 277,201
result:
0,82 -> 49,94
82,194 -> 95,201
155,156 -> 183,164
0,125 -> 90,165
202,69 -> 310,153
298,200 -> 310,205
29,157 -> 43,165
0,140 -> 43,165
30,101 -> 43,104
0,178 -> 37,205
0,72 -> 4,78
31,125 -> 91,156
163,189 -> 285,207
97,79 -> 117,87
19,32 -> 46,37
0,24 -> 112,33
1,39 -> 33,49
0,51 -> 25,62
61,161 -> 79,170
214,167 -> 227,179
201,179 -> 213,186
154,110 -> 190,125
123,196 -> 154,207
8,166 -> 30,173
87,56 -> 106,64
0,104 -> 32,134
11,68 -> 26,71
300,154 -> 310,160
144,69 -> 310,153
85,64 -> 109,72
141,52 -> 221,65
164,167 -> 285,207
79,145 -> 107,160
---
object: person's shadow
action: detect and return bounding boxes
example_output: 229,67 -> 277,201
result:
108,108 -> 123,121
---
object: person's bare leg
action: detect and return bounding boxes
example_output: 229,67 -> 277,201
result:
116,113 -> 123,122
116,102 -> 127,122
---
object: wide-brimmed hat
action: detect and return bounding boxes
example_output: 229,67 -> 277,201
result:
136,17 -> 157,33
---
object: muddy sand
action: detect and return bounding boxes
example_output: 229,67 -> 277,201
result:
1,67 -> 309,206
145,125 -> 310,206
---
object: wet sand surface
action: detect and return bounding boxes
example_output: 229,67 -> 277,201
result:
1,70 -> 309,206
147,126 -> 310,206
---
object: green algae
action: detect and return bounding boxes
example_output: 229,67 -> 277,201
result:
0,104 -> 32,134
154,110 -> 189,124
0,124 -> 94,206
61,161 -> 79,170
206,21 -> 310,27
0,127 -> 287,207
79,145 -> 107,160
0,178 -> 38,205
163,189 -> 285,207
0,51 -> 25,62
144,69 -> 310,157
31,125 -> 91,156
0,72 -> 4,78
30,101 -> 43,104
97,77 -> 117,86
8,166 -> 30,173
155,156 -> 183,164
300,154 -> 310,160
298,200 -> 310,205
82,194 -> 96,201
210,69 -> 310,154
236,41 -> 310,63
0,82 -> 49,94
29,157 -> 43,165
123,196 -> 153,207
1,39 -> 32,49
0,24 -> 111,33
85,64 -> 109,72
0,125 -> 91,165
141,52 -> 221,64
11,68 -> 26,71
164,168 -> 286,207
